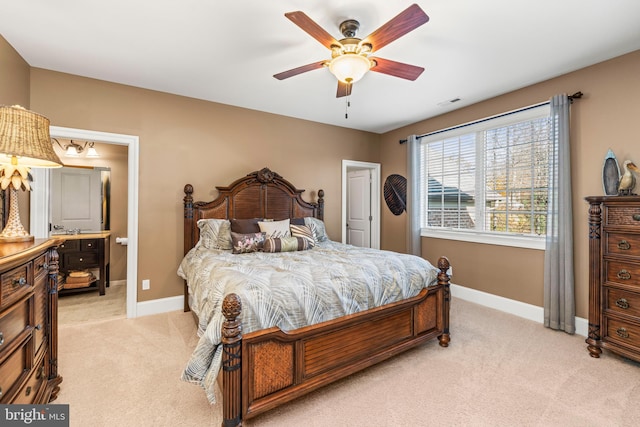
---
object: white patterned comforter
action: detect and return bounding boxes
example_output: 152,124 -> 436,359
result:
177,240 -> 438,403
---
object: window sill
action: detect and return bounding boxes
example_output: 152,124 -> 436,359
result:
420,228 -> 545,250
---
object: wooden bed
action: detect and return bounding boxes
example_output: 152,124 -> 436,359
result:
182,167 -> 451,427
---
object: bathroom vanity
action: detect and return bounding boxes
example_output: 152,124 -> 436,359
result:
56,231 -> 110,295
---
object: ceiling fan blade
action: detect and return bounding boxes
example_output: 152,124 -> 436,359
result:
336,81 -> 352,98
370,57 -> 424,80
273,61 -> 326,80
285,11 -> 341,49
362,4 -> 429,52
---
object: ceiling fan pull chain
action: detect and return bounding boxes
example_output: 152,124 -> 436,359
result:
345,83 -> 352,119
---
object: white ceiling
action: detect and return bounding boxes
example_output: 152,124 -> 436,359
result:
2,1 -> 639,134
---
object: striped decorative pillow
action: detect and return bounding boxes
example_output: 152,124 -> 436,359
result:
290,224 -> 316,247
263,236 -> 310,253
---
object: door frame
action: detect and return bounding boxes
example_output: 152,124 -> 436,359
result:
31,126 -> 139,318
341,160 -> 381,249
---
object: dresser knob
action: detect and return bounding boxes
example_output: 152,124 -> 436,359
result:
25,386 -> 32,397
617,270 -> 632,280
13,277 -> 27,286
617,240 -> 631,250
633,214 -> 640,221
616,327 -> 630,339
0,332 -> 4,346
35,324 -> 43,331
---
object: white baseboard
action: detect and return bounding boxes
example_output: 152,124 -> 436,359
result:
129,284 -> 588,336
451,284 -> 588,337
135,295 -> 184,318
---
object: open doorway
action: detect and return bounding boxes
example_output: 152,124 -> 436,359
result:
30,126 -> 139,318
341,160 -> 381,249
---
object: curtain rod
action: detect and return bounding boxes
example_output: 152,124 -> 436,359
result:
398,91 -> 583,144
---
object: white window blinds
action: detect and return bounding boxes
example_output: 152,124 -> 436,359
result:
419,104 -> 551,240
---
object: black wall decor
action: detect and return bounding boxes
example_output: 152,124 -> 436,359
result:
384,174 -> 407,215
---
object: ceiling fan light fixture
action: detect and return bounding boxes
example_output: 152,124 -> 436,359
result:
329,54 -> 371,84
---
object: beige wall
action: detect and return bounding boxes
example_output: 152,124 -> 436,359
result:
27,68 -> 381,301
380,49 -> 640,318
0,36 -> 29,106
52,141 -> 128,282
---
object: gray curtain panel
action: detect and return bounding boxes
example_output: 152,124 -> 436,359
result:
406,134 -> 421,256
544,94 -> 575,334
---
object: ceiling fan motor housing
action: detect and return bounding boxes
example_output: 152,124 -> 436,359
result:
339,19 -> 360,38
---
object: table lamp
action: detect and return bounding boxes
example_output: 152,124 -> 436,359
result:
0,105 -> 63,242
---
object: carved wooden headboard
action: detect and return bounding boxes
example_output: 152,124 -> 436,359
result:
183,167 -> 324,255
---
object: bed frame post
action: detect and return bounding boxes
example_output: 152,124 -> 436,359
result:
317,189 -> 324,220
437,256 -> 451,347
221,293 -> 243,427
183,184 -> 194,312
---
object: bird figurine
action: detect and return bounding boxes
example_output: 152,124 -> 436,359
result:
618,159 -> 639,195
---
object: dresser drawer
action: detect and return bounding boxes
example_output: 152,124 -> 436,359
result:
1,262 -> 33,310
33,252 -> 49,281
606,205 -> 640,226
81,239 -> 98,251
605,260 -> 640,288
605,317 -> 640,349
605,287 -> 640,318
11,355 -> 46,404
605,232 -> 640,259
57,239 -> 79,252
0,297 -> 31,355
64,252 -> 99,268
33,277 -> 47,356
0,334 -> 31,403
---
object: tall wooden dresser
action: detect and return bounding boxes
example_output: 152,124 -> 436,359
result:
586,195 -> 640,362
0,239 -> 63,403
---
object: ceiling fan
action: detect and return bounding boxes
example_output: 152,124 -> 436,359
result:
273,4 -> 429,98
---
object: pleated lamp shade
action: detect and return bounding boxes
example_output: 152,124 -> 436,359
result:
0,105 -> 62,167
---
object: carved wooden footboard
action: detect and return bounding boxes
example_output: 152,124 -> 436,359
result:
182,168 -> 452,427
220,256 -> 451,426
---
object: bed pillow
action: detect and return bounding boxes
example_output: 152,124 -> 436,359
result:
304,217 -> 329,242
258,219 -> 291,238
263,236 -> 311,253
197,219 -> 232,250
231,231 -> 265,254
290,217 -> 306,226
290,224 -> 316,247
230,218 -> 263,234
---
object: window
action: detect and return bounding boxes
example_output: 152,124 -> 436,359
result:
418,104 -> 551,249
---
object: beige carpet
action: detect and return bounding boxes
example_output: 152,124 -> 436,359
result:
59,282 -> 126,326
57,298 -> 640,427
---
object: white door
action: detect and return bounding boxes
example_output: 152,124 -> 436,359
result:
347,169 -> 371,247
51,167 -> 102,232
